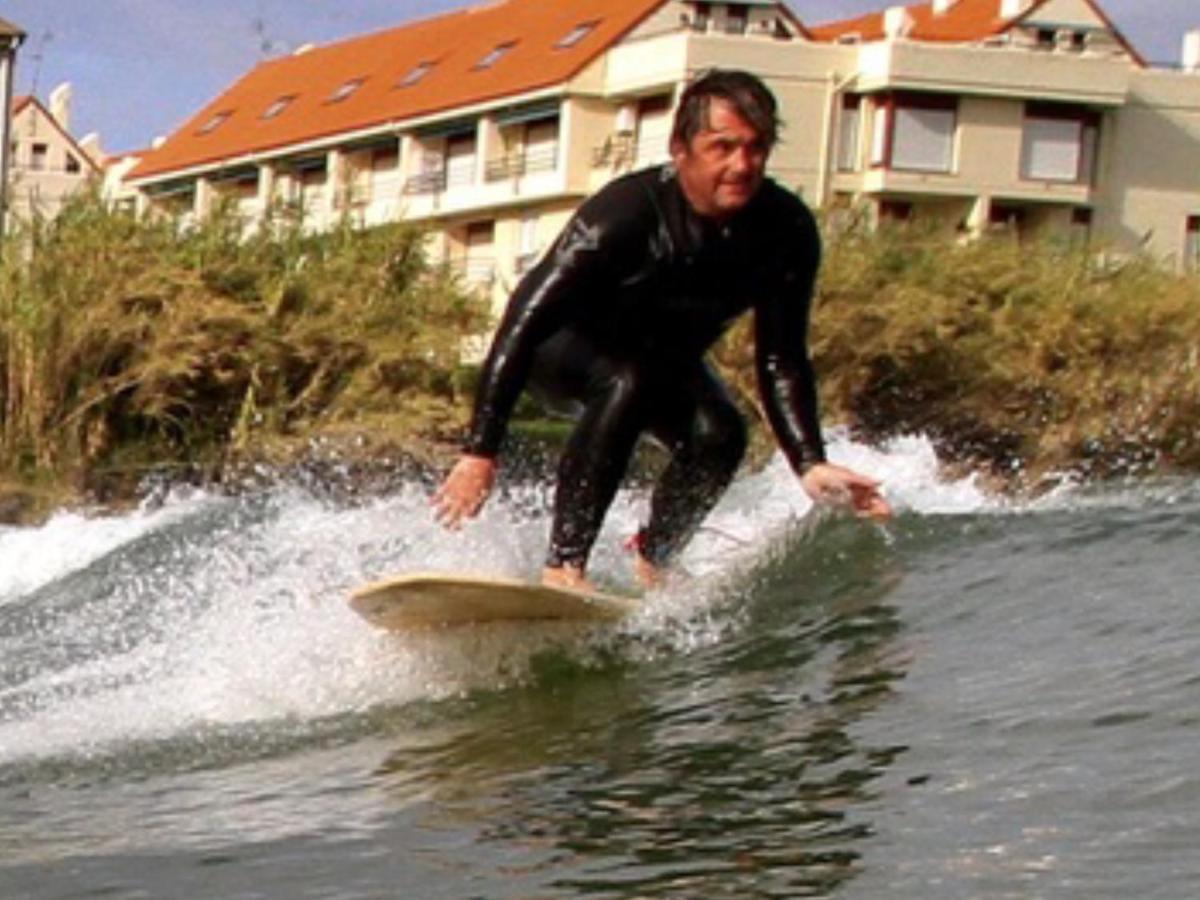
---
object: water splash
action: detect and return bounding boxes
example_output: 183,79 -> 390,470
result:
0,434 -> 997,768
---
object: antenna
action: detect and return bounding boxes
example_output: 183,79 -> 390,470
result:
251,2 -> 288,57
28,29 -> 53,96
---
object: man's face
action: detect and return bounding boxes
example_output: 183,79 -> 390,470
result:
671,97 -> 769,221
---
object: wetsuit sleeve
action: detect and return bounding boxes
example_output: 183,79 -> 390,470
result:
463,179 -> 650,457
754,203 -> 827,475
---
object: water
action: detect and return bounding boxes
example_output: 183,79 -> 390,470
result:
2,434 -> 1198,899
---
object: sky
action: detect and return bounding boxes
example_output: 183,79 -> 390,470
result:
3,0 -> 1198,154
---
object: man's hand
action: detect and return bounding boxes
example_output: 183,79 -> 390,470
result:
433,454 -> 497,529
800,462 -> 893,521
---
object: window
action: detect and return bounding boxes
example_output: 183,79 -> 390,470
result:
398,60 -> 435,88
691,2 -> 711,31
879,200 -> 913,223
474,41 -> 516,70
555,21 -> 598,49
837,94 -> 861,172
872,93 -> 958,173
524,118 -> 559,174
445,133 -> 477,188
516,213 -> 540,274
197,111 -> 231,135
1021,103 -> 1099,184
262,95 -> 295,119
328,78 -> 364,103
989,204 -> 1026,229
1186,216 -> 1200,272
30,143 -> 48,171
726,6 -> 748,35
635,94 -> 673,166
463,221 -> 496,285
65,153 -> 81,174
372,146 -> 399,172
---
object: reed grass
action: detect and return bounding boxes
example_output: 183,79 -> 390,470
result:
716,220 -> 1200,488
0,191 -> 485,501
5,194 -> 1200,515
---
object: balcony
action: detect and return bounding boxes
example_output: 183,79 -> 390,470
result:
855,41 -> 1131,107
484,144 -> 558,181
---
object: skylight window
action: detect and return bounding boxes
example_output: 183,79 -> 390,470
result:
262,95 -> 296,119
474,41 -> 516,70
328,78 -> 365,103
398,60 -> 436,88
555,21 -> 598,49
197,111 -> 232,135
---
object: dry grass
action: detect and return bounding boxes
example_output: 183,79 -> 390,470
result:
716,220 -> 1200,488
0,192 -> 486,497
6,194 -> 1200,510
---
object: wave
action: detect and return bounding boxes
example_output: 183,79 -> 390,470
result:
0,432 -> 1168,771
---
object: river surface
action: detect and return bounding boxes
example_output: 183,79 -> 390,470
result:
2,434 -> 1198,899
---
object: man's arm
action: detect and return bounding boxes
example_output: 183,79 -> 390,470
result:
755,202 -> 891,519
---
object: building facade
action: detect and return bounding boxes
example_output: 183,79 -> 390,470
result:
123,0 -> 1200,308
9,85 -> 102,223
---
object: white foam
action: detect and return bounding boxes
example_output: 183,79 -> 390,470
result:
0,433 -> 998,764
0,490 -> 216,604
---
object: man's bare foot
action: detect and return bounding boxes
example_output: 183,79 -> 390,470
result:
542,564 -> 596,592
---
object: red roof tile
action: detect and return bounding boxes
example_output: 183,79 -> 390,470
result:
130,0 -> 671,181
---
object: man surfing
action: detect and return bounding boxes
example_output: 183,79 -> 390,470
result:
434,69 -> 891,590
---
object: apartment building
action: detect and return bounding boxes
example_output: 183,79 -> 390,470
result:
123,0 -> 1200,307
9,85 -> 102,222
812,0 -> 1200,272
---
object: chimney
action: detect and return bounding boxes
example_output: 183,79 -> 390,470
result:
78,132 -> 103,165
1184,30 -> 1200,73
49,81 -> 73,131
1001,0 -> 1030,19
932,0 -> 958,15
883,6 -> 915,39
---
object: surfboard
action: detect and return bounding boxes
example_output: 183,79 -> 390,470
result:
348,571 -> 640,630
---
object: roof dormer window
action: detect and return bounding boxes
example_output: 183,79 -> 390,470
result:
328,78 -> 365,103
474,41 -> 516,70
197,111 -> 231,135
398,60 -> 436,88
555,21 -> 598,49
262,95 -> 296,119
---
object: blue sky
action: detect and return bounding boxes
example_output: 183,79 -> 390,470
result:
4,0 -> 1197,153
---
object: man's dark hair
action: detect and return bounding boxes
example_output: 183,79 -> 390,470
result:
670,69 -> 781,150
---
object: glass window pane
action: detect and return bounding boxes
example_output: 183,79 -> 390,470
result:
891,107 -> 954,172
1022,117 -> 1082,181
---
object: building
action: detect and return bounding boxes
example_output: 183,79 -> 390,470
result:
811,0 -> 1200,271
9,85 -> 103,222
123,0 -> 1200,301
0,14 -> 26,237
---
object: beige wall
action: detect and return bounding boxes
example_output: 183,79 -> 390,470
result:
9,102 -> 95,220
1097,68 -> 1200,266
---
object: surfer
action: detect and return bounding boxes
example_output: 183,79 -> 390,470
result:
434,69 -> 891,590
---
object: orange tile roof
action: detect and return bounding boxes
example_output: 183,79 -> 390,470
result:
129,0 -> 672,181
12,95 -> 32,115
809,0 -> 1143,65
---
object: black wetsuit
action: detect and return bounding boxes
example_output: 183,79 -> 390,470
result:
465,163 -> 827,568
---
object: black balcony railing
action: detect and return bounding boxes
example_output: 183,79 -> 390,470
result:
484,144 -> 558,181
403,169 -> 448,195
